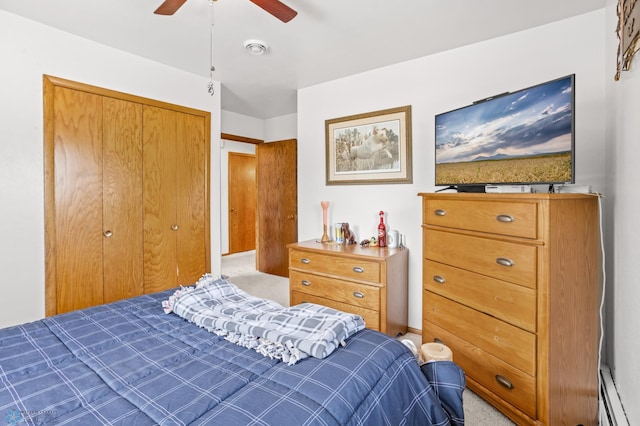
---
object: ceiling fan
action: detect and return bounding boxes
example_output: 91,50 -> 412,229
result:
154,0 -> 298,23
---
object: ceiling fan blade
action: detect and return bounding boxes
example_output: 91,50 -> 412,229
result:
249,0 -> 297,23
154,0 -> 187,15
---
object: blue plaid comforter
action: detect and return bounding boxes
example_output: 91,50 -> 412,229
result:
0,289 -> 464,425
164,276 -> 366,365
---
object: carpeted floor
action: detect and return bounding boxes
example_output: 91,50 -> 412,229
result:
222,250 -> 515,425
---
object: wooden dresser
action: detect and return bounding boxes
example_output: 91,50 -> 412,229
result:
288,240 -> 408,337
419,193 -> 600,425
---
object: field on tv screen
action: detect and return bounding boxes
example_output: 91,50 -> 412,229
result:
435,152 -> 572,185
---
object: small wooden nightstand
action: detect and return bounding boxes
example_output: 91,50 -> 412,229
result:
288,240 -> 408,337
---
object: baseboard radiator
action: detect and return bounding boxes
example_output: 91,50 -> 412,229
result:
600,365 -> 629,426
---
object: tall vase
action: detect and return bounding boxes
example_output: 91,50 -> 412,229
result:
320,201 -> 330,242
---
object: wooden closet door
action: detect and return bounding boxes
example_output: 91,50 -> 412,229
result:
143,105 -> 178,293
45,75 -> 212,315
175,112 -> 208,285
53,86 -> 104,313
102,97 -> 144,303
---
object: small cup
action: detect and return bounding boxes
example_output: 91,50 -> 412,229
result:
388,230 -> 399,248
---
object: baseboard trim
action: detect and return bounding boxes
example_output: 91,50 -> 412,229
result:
407,326 -> 421,336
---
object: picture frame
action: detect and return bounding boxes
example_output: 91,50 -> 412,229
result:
616,0 -> 640,80
325,105 -> 412,185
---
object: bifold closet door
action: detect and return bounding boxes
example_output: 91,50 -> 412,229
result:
175,112 -> 208,285
46,75 -> 211,315
53,87 -> 104,314
143,105 -> 178,293
143,106 -> 207,293
102,97 -> 144,303
53,89 -> 143,313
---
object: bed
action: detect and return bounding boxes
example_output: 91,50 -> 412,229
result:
0,277 -> 464,425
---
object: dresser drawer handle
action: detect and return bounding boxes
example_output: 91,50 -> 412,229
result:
495,375 -> 514,390
496,257 -> 515,267
433,275 -> 446,284
434,209 -> 446,216
353,266 -> 364,273
353,291 -> 365,299
300,258 -> 311,264
496,214 -> 515,223
301,280 -> 311,286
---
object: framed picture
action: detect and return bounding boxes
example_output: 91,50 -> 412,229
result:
325,105 -> 412,185
616,0 -> 640,80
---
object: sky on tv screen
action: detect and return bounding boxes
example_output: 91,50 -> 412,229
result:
435,76 -> 573,164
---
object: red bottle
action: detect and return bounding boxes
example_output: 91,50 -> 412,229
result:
378,210 -> 387,247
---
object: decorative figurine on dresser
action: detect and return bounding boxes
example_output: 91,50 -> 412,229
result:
419,192 -> 600,425
287,237 -> 408,337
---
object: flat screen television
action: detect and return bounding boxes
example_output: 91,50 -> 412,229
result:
435,74 -> 575,191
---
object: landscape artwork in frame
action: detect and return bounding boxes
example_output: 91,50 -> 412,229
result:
325,105 -> 412,185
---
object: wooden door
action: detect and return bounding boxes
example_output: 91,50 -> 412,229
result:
228,152 -> 256,254
256,140 -> 298,277
52,86 -> 104,313
175,112 -> 209,285
143,105 -> 178,293
102,97 -> 144,303
45,76 -> 212,314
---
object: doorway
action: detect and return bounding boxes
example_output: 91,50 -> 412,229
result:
221,134 -> 297,278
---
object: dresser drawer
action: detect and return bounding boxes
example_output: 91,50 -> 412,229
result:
424,260 -> 536,332
289,270 -> 380,311
424,292 -> 536,375
424,199 -> 537,239
424,229 -> 537,289
291,291 -> 380,331
290,250 -> 381,283
423,322 -> 536,418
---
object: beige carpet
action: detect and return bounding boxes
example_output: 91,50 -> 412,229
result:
222,250 -> 515,425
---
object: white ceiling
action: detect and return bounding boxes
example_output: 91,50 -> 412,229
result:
0,0 -> 606,119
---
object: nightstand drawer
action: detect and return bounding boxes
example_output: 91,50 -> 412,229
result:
424,199 -> 537,239
290,250 -> 381,283
290,291 -> 380,331
424,292 -> 535,376
424,260 -> 536,332
423,322 -> 536,418
289,270 -> 380,311
424,229 -> 537,289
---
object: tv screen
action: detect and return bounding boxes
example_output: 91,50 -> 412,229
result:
435,74 -> 575,189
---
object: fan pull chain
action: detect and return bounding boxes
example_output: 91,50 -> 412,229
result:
207,0 -> 216,95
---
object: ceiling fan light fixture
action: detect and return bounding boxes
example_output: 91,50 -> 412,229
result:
244,40 -> 269,55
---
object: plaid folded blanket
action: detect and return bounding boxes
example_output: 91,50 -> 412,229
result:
163,275 -> 366,364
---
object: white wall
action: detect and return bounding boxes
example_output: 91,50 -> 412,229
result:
221,110 -> 264,140
298,11 -> 607,337
0,10 -> 222,328
265,113 -> 297,142
605,0 -> 640,423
